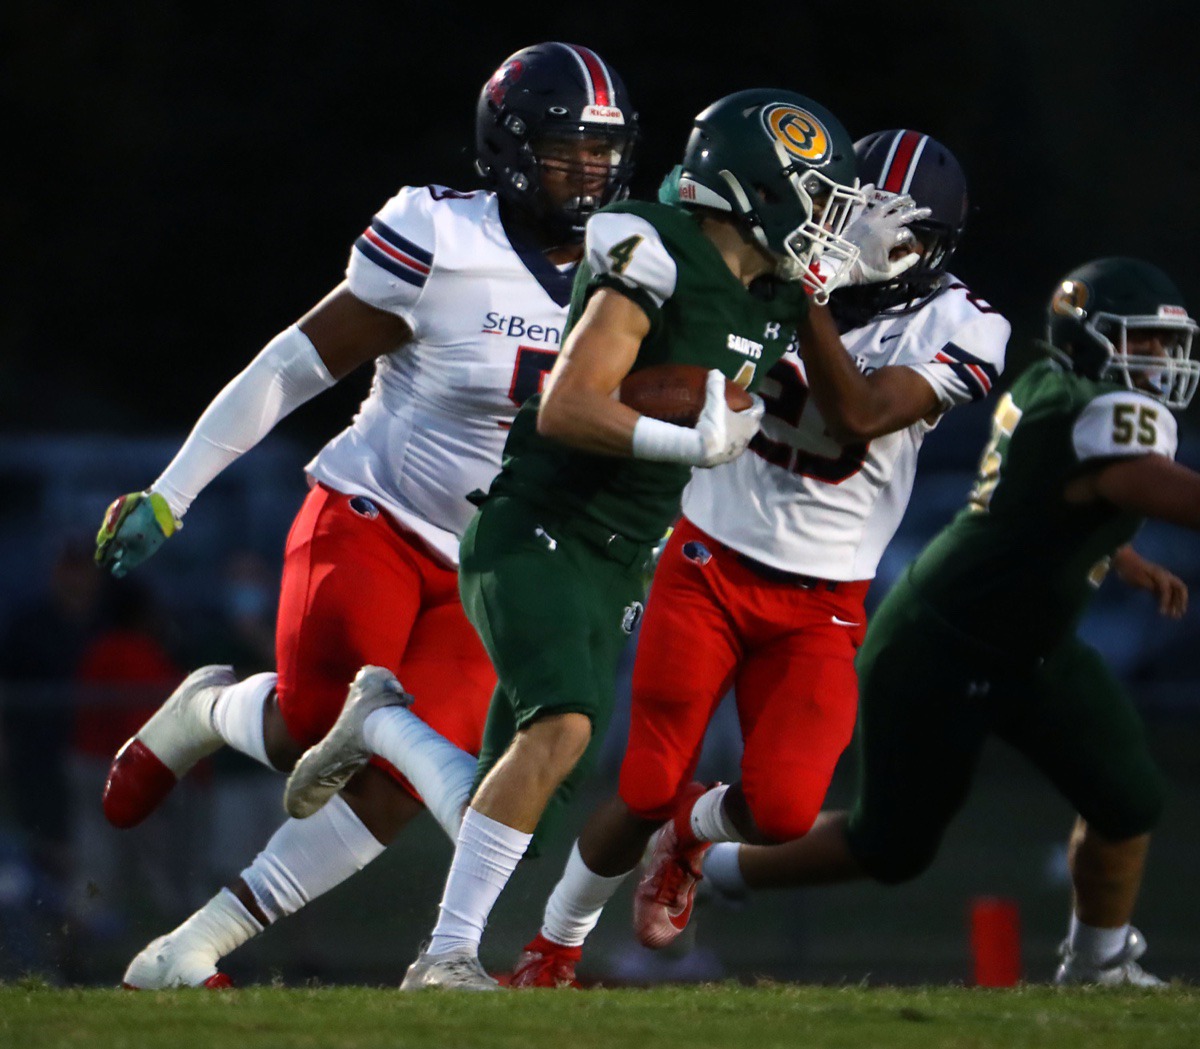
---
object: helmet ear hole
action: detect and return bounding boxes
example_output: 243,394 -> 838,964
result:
752,182 -> 781,207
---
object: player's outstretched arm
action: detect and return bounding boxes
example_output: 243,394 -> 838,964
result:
796,302 -> 941,442
1067,452 -> 1200,532
94,284 -> 411,576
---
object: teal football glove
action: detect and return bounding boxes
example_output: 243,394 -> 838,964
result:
94,491 -> 180,577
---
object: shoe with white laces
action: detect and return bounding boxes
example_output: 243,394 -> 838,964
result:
121,933 -> 234,990
1054,927 -> 1166,987
400,947 -> 500,991
284,666 -> 413,819
103,665 -> 237,829
509,934 -> 583,989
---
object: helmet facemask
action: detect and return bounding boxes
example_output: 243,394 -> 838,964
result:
523,124 -> 638,236
1089,311 -> 1200,409
780,165 -> 863,300
711,153 -> 863,302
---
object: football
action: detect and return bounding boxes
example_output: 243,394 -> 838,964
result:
618,363 -> 753,427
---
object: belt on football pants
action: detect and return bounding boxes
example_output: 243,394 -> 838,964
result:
734,552 -> 842,591
549,512 -> 652,570
472,488 -> 652,570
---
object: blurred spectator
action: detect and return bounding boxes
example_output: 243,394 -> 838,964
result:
0,536 -> 102,977
66,576 -> 207,947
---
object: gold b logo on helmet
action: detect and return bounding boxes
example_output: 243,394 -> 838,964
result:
762,105 -> 831,165
1051,279 -> 1090,320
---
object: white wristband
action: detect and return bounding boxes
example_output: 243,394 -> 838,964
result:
631,415 -> 705,465
152,325 -> 337,518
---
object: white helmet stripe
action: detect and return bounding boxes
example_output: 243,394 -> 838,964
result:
899,135 -> 929,195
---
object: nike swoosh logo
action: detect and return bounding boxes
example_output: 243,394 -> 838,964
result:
668,899 -> 693,930
880,333 -> 903,344
831,616 -> 861,627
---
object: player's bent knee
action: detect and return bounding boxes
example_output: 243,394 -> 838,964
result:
1084,784 -> 1165,842
516,711 -> 593,775
617,757 -> 692,823
860,847 -> 938,886
849,826 -> 939,886
749,802 -> 820,845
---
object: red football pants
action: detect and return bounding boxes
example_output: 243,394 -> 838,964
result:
619,517 -> 868,841
275,484 -> 495,795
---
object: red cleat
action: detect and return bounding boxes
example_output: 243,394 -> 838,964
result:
104,739 -> 177,829
632,782 -> 714,950
101,664 -> 236,828
509,934 -> 583,988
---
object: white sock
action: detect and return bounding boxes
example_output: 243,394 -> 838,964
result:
426,807 -> 531,956
363,705 -> 476,841
1067,913 -> 1129,964
703,842 -> 748,899
210,672 -> 275,767
167,888 -> 264,966
240,794 -> 386,924
689,784 -> 747,844
540,841 -> 630,947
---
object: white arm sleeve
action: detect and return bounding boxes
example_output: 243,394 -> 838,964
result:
151,325 -> 337,518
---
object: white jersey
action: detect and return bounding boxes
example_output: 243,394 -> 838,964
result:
306,185 -> 575,565
682,278 -> 1011,580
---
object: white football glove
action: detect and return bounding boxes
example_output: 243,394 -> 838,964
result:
694,368 -> 765,467
843,186 -> 932,286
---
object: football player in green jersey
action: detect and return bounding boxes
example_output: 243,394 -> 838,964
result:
283,87 -> 924,990
700,257 -> 1200,986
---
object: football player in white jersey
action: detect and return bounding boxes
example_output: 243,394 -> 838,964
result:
507,130 -> 1012,986
90,41 -> 639,988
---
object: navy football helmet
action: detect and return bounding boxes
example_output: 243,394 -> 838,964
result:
1047,257 -> 1200,409
831,129 -> 968,326
475,42 -> 638,241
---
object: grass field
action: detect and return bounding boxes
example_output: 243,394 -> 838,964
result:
1,982 -> 1196,1049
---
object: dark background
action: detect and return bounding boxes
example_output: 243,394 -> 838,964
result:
2,3 -> 1199,988
6,3 -> 1200,440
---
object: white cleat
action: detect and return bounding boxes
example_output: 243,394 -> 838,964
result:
284,666 -> 413,819
103,665 -> 237,828
1054,927 -> 1166,987
122,933 -> 233,990
400,947 -> 499,991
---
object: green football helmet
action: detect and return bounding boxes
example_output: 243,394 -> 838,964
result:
1047,257 -> 1200,409
673,88 -> 863,299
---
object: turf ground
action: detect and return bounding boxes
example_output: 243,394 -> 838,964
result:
1,982 -> 1196,1049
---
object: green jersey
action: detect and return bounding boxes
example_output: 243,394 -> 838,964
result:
486,200 -> 803,543
908,357 -> 1178,657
